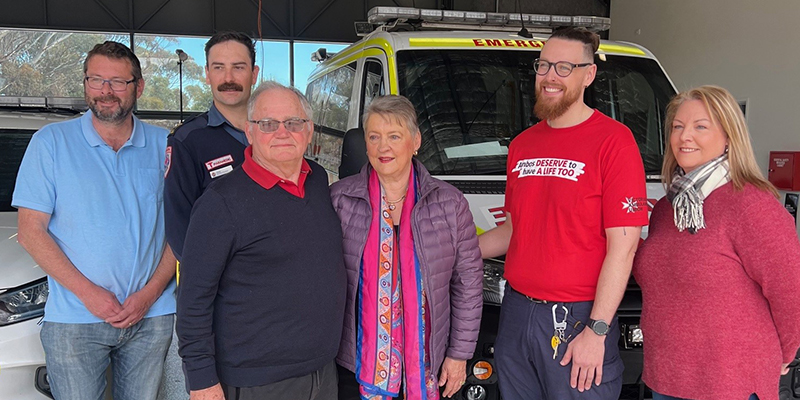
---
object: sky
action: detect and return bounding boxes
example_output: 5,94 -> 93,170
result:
153,33 -> 348,93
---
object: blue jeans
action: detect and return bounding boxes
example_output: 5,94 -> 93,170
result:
41,314 -> 174,400
652,391 -> 758,400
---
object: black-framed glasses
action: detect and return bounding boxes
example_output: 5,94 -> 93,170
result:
533,59 -> 593,77
248,118 -> 310,133
84,76 -> 137,91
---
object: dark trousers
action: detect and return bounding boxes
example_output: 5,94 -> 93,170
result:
338,364 -> 406,400
495,285 -> 624,400
221,361 -> 338,400
652,391 -> 759,400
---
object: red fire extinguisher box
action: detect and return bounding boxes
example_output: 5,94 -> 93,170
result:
769,151 -> 800,191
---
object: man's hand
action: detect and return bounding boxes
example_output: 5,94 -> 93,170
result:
560,328 -> 606,391
105,287 -> 157,329
438,357 -> 467,398
190,384 -> 224,400
782,363 -> 791,376
78,284 -> 124,321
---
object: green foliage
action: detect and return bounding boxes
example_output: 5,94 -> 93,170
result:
0,30 -> 212,112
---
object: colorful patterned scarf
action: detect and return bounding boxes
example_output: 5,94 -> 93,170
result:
356,167 -> 439,400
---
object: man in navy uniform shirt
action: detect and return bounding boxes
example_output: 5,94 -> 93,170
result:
165,31 -> 259,261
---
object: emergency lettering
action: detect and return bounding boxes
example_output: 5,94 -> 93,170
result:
472,39 -> 545,48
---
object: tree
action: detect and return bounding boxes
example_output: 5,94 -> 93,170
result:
0,29 -> 211,112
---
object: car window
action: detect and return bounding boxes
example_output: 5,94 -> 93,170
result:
0,129 -> 35,212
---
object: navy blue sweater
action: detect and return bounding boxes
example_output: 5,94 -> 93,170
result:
176,161 -> 346,390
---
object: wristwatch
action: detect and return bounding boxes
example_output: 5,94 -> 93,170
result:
588,319 -> 610,336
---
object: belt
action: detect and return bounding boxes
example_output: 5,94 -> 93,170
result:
508,284 -> 550,304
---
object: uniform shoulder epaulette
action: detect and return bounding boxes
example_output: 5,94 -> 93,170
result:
170,112 -> 209,139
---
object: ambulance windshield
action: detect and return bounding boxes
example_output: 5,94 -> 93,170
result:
396,49 -> 675,176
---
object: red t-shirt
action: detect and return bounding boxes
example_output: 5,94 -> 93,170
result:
504,110 -> 648,302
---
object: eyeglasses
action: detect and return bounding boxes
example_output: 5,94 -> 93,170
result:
248,118 -> 310,133
84,76 -> 137,91
533,59 -> 593,77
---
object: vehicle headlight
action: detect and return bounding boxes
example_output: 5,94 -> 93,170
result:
483,259 -> 505,306
0,278 -> 48,326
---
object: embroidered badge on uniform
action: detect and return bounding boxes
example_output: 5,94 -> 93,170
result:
164,146 -> 172,178
205,154 -> 234,171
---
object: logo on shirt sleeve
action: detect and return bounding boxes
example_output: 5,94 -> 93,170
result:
164,146 -> 172,178
205,154 -> 234,170
511,158 -> 586,182
621,197 -> 647,213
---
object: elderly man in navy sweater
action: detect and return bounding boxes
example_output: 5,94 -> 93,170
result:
176,81 -> 346,400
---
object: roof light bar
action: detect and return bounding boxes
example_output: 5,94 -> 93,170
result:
486,12 -> 509,24
572,16 -> 611,31
367,7 -> 420,21
420,9 -> 443,20
0,96 -> 87,110
550,15 -> 572,26
366,6 -> 611,32
442,10 -> 465,22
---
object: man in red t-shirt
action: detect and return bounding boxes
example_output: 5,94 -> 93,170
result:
479,28 -> 648,400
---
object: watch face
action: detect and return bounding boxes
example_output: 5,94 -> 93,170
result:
592,320 -> 610,335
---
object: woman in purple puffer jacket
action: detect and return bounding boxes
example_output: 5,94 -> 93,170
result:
330,95 -> 483,400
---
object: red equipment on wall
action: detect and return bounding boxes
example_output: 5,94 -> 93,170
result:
769,151 -> 800,191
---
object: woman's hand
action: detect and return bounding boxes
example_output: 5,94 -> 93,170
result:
782,363 -> 791,375
438,357 -> 467,398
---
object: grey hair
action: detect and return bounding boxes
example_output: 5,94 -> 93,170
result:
247,81 -> 314,121
362,95 -> 419,135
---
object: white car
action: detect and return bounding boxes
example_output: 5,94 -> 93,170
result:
0,99 -> 82,399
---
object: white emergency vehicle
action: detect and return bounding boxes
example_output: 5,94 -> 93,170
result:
305,7 -> 671,400
0,97 -> 82,399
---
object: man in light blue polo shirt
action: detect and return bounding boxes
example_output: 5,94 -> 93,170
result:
13,41 -> 176,400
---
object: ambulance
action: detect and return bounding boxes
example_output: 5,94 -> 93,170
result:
305,6 -> 674,399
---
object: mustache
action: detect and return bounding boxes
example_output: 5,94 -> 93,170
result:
92,94 -> 121,103
217,82 -> 244,92
534,82 -> 566,100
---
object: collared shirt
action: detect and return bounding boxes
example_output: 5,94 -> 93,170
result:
207,103 -> 248,146
241,146 -> 311,198
12,111 -> 176,323
165,105 -> 248,260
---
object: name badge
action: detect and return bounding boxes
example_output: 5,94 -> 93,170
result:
210,165 -> 233,179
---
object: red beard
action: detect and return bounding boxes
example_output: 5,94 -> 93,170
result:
533,81 -> 582,121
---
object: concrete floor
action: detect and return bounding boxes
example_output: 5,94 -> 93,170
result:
157,329 -> 189,400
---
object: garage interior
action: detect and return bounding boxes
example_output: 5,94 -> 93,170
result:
1,1 -> 799,400
1,0 -> 796,231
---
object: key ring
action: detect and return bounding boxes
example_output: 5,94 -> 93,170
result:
551,304 -> 568,331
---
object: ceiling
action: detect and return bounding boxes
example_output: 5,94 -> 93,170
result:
0,0 -> 610,43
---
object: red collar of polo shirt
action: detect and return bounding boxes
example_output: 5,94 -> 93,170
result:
241,146 -> 311,198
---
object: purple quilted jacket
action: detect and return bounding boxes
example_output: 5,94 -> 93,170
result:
329,159 -> 483,376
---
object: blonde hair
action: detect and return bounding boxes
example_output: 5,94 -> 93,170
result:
661,85 -> 777,198
362,95 -> 420,136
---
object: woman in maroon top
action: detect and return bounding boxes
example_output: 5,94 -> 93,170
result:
633,85 -> 800,400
